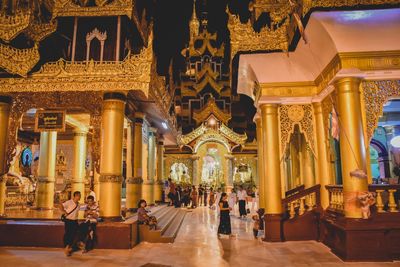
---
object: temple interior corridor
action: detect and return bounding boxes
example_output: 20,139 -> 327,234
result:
0,207 -> 399,267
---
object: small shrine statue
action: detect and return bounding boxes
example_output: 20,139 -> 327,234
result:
56,150 -> 66,166
358,191 -> 376,219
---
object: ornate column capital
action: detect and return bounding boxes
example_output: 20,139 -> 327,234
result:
99,175 -> 124,183
126,177 -> 144,184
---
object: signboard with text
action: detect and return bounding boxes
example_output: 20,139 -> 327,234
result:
35,110 -> 66,132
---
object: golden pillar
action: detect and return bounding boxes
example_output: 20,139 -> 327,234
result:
93,170 -> 100,200
313,102 -> 333,209
261,104 -> 282,214
36,131 -> 57,209
224,154 -> 234,192
99,93 -> 126,219
0,98 -> 10,216
127,113 -> 144,208
125,120 -> 138,210
71,131 -> 87,200
143,127 -> 156,203
153,139 -> 164,203
261,104 -> 283,241
255,117 -> 266,209
335,78 -> 368,218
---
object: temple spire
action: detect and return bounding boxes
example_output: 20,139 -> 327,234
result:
189,0 -> 199,41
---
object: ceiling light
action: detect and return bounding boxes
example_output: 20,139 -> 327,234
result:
162,122 -> 168,129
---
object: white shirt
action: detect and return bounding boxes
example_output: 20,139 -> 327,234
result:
237,190 -> 248,201
63,199 -> 81,220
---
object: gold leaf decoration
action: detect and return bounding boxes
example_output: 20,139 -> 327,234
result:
24,19 -> 58,42
0,9 -> 31,42
228,13 -> 289,59
0,43 -> 40,77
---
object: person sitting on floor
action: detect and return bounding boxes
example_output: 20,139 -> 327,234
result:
137,199 -> 157,230
78,195 -> 99,253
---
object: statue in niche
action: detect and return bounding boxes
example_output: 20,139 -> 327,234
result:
57,150 -> 67,166
358,191 -> 376,219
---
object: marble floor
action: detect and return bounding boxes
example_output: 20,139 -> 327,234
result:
1,206 -> 399,267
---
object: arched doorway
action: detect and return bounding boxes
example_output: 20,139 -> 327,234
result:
196,142 -> 228,188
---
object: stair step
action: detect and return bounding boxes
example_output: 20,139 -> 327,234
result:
150,206 -> 171,219
162,210 -> 186,239
157,209 -> 180,234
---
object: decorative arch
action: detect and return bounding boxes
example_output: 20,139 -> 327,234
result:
363,80 -> 400,145
194,136 -> 231,153
370,138 -> 388,158
279,104 -> 315,159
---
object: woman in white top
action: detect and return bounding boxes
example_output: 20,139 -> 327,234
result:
228,189 -> 237,216
237,186 -> 248,218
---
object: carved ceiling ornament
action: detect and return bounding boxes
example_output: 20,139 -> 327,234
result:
279,104 -> 315,159
362,80 -> 400,144
5,91 -> 103,174
0,43 -> 40,77
230,0 -> 400,59
228,12 -> 289,59
0,9 -> 31,42
24,19 -> 58,42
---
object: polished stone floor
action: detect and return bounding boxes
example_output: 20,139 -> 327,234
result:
1,206 -> 400,267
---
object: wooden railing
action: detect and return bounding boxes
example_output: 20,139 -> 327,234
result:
282,184 -> 321,219
285,184 -> 305,197
325,185 -> 344,214
368,184 -> 400,213
326,184 -> 400,214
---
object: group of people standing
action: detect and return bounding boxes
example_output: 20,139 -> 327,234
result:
165,178 -> 236,210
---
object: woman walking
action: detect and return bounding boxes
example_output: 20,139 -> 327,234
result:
218,193 -> 233,237
190,186 -> 198,208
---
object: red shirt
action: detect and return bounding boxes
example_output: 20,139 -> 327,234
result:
170,182 -> 176,194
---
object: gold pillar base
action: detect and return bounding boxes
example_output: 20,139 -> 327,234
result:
142,181 -> 154,204
153,181 -> 163,203
71,181 -> 86,201
99,175 -> 122,219
126,177 -> 143,210
35,178 -> 55,209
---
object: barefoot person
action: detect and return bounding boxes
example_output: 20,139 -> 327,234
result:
218,193 -> 233,237
78,195 -> 99,253
60,191 -> 81,256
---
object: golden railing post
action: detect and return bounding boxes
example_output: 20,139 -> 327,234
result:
335,77 -> 368,218
289,202 -> 295,218
388,189 -> 398,212
375,190 -> 384,213
99,92 -> 126,220
299,198 -> 305,216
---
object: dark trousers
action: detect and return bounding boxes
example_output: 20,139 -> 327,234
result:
64,219 -> 79,247
79,221 -> 97,251
239,200 -> 247,216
